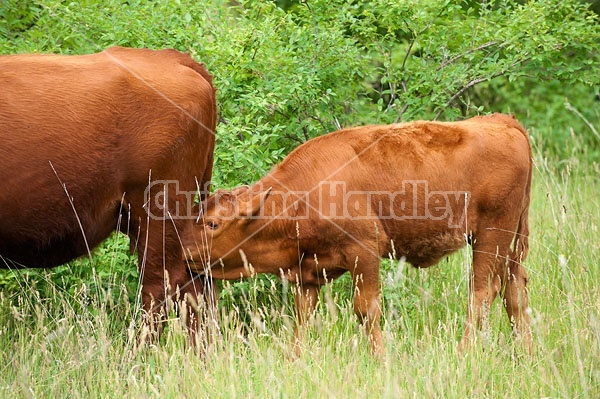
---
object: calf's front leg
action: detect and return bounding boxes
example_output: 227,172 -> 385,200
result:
349,251 -> 383,357
292,283 -> 321,357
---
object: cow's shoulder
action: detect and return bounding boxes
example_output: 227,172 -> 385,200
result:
102,46 -> 213,85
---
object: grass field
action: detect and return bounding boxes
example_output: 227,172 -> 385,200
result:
0,148 -> 598,398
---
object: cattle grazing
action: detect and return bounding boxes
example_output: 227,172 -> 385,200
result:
0,46 -> 217,339
183,113 -> 532,355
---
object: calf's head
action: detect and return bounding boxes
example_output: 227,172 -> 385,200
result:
182,186 -> 271,278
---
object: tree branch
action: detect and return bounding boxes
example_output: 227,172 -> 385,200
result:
394,103 -> 409,123
438,41 -> 500,70
565,100 -> 600,141
435,55 -> 531,120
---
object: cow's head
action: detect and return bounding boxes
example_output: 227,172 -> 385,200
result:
182,185 -> 272,278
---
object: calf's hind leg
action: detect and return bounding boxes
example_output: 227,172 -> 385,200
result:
501,256 -> 532,353
460,229 -> 513,351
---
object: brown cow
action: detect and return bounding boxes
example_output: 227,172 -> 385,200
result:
183,113 -> 532,355
0,47 -> 216,339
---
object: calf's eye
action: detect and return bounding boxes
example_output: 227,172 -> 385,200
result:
206,221 -> 219,230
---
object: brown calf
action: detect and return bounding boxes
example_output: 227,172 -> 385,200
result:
183,114 -> 532,355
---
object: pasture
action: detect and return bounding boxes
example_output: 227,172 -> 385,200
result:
0,138 -> 598,398
1,0 -> 599,397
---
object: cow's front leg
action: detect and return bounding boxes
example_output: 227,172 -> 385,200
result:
129,191 -> 203,347
292,282 -> 321,357
138,223 -> 201,341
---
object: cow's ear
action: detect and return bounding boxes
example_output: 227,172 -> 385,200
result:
238,187 -> 272,218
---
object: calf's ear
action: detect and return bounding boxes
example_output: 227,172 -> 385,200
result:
238,187 -> 272,218
230,185 -> 250,196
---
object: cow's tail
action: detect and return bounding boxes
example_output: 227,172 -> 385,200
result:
512,118 -> 532,265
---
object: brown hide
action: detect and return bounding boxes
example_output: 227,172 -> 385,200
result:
0,47 -> 216,336
184,113 -> 533,355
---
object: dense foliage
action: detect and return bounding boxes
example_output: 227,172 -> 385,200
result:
2,0 -> 599,183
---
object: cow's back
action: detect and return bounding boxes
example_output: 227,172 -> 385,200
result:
0,47 -> 216,267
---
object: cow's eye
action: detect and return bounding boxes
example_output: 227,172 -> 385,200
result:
206,220 -> 220,230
